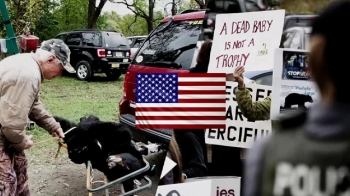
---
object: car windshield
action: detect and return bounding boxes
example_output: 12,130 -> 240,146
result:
103,32 -> 129,48
132,20 -> 202,70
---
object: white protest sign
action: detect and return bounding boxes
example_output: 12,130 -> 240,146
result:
185,176 -> 241,196
271,48 -> 319,120
160,156 -> 177,179
156,180 -> 212,196
208,10 -> 285,73
206,82 -> 272,148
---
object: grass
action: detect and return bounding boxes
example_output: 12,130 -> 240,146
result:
29,74 -> 124,148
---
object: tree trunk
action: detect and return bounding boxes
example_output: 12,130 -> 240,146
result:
87,0 -> 107,28
88,0 -> 96,27
147,0 -> 154,33
171,0 -> 176,15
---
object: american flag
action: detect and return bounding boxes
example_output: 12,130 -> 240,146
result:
135,73 -> 226,129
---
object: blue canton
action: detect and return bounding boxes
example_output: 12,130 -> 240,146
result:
136,73 -> 178,103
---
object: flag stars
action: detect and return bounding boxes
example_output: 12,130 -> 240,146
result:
135,73 -> 178,103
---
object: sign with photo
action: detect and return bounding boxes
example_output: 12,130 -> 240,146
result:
271,48 -> 319,120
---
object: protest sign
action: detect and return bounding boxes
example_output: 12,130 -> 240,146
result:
207,10 -> 285,73
185,176 -> 241,196
271,48 -> 319,120
205,82 -> 272,148
156,180 -> 212,196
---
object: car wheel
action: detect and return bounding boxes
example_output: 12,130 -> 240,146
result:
105,69 -> 122,81
76,60 -> 93,81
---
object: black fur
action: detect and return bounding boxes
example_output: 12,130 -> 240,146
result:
54,115 -> 145,192
284,93 -> 313,109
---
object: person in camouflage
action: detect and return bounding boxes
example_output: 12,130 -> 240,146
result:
0,39 -> 75,195
232,66 -> 271,121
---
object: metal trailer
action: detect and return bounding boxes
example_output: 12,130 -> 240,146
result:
56,140 -> 159,196
86,158 -> 153,196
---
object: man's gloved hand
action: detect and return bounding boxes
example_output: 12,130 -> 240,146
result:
24,135 -> 34,150
51,127 -> 64,138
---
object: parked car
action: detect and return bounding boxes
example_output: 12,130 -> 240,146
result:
127,35 -> 147,59
203,0 -> 265,39
54,29 -> 131,81
283,14 -> 317,30
119,11 -> 205,144
245,69 -> 273,86
280,26 -> 311,50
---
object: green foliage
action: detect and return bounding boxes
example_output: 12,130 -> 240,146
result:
279,0 -> 334,13
0,0 -> 47,37
178,0 -> 200,12
53,0 -> 88,32
97,11 -> 122,32
33,0 -> 60,40
0,0 -> 168,41
120,14 -> 148,36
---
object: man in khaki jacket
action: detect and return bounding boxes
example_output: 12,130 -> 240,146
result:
0,39 -> 76,195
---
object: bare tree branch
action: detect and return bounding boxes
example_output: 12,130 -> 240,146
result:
127,15 -> 138,34
152,16 -> 163,22
109,0 -> 156,33
111,0 -> 149,19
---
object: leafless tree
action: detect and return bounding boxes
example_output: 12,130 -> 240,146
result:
111,0 -> 162,33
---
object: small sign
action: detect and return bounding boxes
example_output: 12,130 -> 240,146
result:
156,180 -> 212,196
185,176 -> 241,196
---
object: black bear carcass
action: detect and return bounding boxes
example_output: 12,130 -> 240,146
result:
284,93 -> 313,109
53,115 -> 146,192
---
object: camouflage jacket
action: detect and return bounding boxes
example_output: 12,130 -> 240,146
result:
235,86 -> 271,121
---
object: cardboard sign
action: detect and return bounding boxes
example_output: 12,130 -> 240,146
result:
271,48 -> 319,120
156,180 -> 212,196
208,10 -> 285,73
185,176 -> 241,196
206,82 -> 272,148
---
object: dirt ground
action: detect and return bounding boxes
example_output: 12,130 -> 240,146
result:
26,144 -> 166,196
